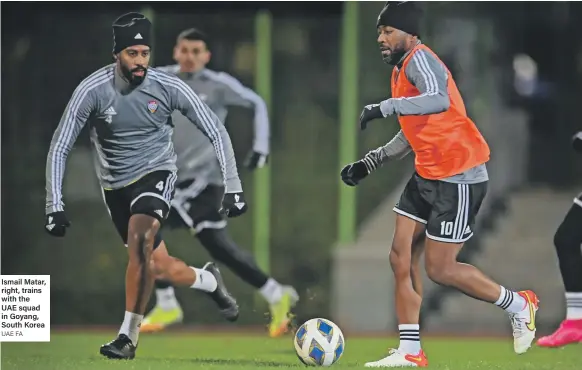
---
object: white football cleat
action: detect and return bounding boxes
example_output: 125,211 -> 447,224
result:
364,348 -> 428,368
510,290 -> 539,354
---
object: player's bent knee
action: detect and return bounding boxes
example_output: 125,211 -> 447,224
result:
153,256 -> 184,282
151,252 -> 172,278
554,203 -> 582,252
554,222 -> 579,254
166,259 -> 184,281
128,229 -> 163,250
554,226 -> 568,252
424,259 -> 455,285
425,264 -> 442,284
198,229 -> 234,262
127,231 -> 154,254
126,223 -> 161,256
206,246 -> 228,263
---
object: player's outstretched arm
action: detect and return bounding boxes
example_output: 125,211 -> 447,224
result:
159,71 -> 248,217
218,72 -> 270,170
340,130 -> 411,186
45,76 -> 99,236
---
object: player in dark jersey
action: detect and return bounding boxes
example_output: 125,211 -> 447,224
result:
537,131 -> 582,347
44,13 -> 245,360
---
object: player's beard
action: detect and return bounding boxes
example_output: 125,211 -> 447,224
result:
120,63 -> 147,86
381,40 -> 408,66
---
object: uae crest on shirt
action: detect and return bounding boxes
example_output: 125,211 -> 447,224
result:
147,100 -> 158,113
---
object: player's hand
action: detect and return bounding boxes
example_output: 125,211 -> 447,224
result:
359,103 -> 384,130
220,192 -> 248,218
572,131 -> 582,153
244,150 -> 269,170
340,151 -> 381,186
45,211 -> 71,237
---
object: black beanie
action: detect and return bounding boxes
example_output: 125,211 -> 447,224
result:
376,1 -> 423,37
112,12 -> 152,54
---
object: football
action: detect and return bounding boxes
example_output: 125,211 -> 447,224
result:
294,318 -> 345,366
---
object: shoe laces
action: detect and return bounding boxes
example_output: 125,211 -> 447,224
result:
387,348 -> 401,356
509,312 -> 527,337
106,338 -> 123,347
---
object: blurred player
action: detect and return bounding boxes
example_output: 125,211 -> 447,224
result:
537,131 -> 582,348
140,28 -> 298,337
340,2 -> 539,367
44,13 -> 246,360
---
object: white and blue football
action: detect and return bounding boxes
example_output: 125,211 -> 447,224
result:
294,318 -> 345,366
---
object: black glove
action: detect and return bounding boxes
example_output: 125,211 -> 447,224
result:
220,192 -> 248,218
45,211 -> 71,237
340,151 -> 381,186
572,131 -> 582,153
244,150 -> 269,170
359,103 -> 384,130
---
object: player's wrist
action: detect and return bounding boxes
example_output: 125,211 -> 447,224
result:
46,205 -> 64,214
224,184 -> 243,195
379,99 -> 394,117
251,144 -> 269,155
224,176 -> 243,193
221,190 -> 248,218
362,151 -> 381,173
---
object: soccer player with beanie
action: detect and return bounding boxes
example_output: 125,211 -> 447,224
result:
45,12 -> 245,359
341,2 -> 540,366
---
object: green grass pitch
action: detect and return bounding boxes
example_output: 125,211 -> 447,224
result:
1,330 -> 579,369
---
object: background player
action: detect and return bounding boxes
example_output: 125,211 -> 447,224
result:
44,13 -> 245,360
341,2 -> 539,367
140,28 -> 298,338
537,131 -> 582,347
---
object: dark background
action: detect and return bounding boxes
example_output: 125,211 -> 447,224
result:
2,1 -> 581,327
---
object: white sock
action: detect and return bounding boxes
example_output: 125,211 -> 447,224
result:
155,287 -> 180,311
118,311 -> 143,345
398,324 -> 421,354
190,267 -> 218,292
259,278 -> 284,305
566,292 -> 582,320
494,286 -> 526,313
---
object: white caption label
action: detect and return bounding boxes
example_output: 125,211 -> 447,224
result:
1,275 -> 50,342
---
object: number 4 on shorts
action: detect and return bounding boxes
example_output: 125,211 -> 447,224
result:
155,181 -> 164,191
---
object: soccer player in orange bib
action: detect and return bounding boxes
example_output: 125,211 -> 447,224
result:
341,2 -> 539,367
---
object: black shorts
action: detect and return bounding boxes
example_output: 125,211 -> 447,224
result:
165,178 -> 226,233
393,173 -> 488,243
102,170 -> 177,248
